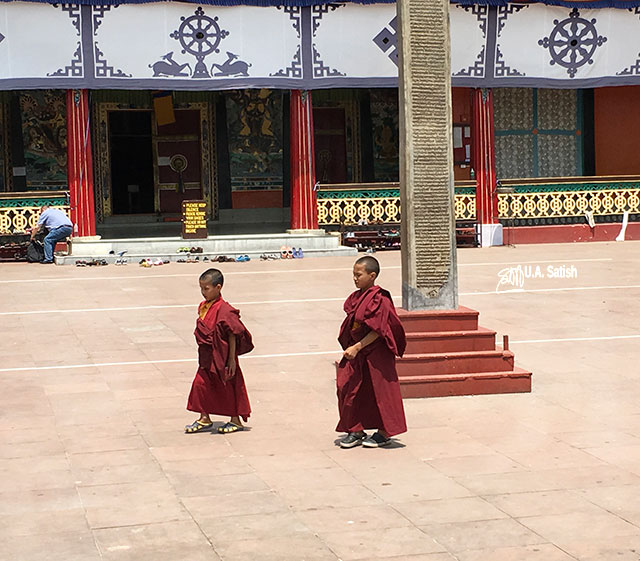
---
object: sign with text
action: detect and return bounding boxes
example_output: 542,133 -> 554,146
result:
181,200 -> 208,239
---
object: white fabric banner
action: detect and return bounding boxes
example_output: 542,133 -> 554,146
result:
1,2 -> 640,89
0,3 -> 84,81
92,4 -> 301,83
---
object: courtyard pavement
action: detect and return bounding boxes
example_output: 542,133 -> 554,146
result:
1,240 -> 640,561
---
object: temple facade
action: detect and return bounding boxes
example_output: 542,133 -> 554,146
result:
1,0 -> 639,243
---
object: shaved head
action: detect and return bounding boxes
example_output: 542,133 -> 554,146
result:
199,268 -> 224,287
355,255 -> 380,276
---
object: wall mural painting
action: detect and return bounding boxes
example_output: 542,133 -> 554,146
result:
226,89 -> 283,192
20,91 -> 67,190
370,89 -> 399,182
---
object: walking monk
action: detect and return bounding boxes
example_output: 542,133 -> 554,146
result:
336,255 -> 407,448
185,268 -> 254,434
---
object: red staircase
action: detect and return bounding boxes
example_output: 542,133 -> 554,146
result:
396,306 -> 531,398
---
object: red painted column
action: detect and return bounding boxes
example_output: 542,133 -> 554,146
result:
290,90 -> 318,230
66,89 -> 96,237
472,88 -> 498,225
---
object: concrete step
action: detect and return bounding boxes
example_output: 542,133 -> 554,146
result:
397,350 -> 515,376
55,246 -> 355,265
66,232 -> 355,260
397,306 -> 479,332
400,367 -> 532,398
405,327 -> 496,354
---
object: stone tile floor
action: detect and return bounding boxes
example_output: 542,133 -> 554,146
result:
0,240 -> 639,560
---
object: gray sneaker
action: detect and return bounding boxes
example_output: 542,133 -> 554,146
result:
339,431 -> 367,449
362,432 -> 391,448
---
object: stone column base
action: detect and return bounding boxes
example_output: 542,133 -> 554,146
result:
480,223 -> 503,247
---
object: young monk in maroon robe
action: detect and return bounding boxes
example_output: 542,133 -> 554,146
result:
336,255 -> 407,448
185,268 -> 254,434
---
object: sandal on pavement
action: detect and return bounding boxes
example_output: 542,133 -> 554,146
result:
362,432 -> 391,448
339,431 -> 367,449
185,420 -> 214,434
217,422 -> 243,434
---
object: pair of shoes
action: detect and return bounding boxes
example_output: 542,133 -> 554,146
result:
339,431 -> 367,449
115,258 -> 128,265
75,260 -> 86,267
235,255 -> 250,262
292,247 -> 304,259
153,259 -> 164,266
177,247 -> 190,253
280,246 -> 294,259
339,431 -> 392,449
190,246 -> 203,253
260,253 -> 280,260
40,260 -> 54,265
184,420 -> 214,434
139,259 -> 152,268
218,422 -> 243,434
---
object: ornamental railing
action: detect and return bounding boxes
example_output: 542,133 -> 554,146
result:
497,176 -> 640,226
0,191 -> 70,234
317,182 -> 476,226
317,177 -> 640,227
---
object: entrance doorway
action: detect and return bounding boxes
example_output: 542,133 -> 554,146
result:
313,107 -> 348,184
109,111 -> 154,214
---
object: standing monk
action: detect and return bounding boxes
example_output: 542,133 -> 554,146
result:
185,268 -> 254,434
336,256 -> 407,448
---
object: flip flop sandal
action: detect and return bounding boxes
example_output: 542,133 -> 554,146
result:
217,422 -> 243,434
185,420 -> 214,434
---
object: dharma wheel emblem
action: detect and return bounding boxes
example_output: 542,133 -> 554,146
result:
538,9 -> 606,78
170,7 -> 229,78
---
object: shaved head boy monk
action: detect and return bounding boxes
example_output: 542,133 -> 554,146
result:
336,256 -> 407,448
185,268 -> 254,434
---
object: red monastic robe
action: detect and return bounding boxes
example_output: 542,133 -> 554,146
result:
336,285 -> 407,437
187,298 -> 254,420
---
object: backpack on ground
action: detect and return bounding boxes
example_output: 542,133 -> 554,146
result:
26,240 -> 45,263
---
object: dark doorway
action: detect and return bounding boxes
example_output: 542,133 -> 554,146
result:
313,107 -> 348,184
109,111 -> 154,214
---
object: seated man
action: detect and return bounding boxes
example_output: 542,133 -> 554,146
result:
30,205 -> 73,264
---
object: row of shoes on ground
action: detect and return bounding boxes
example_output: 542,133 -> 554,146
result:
280,246 -> 304,259
75,259 -> 108,267
177,247 -> 203,253
139,258 -> 169,267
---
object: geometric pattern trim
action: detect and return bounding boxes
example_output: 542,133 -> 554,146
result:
0,194 -> 70,234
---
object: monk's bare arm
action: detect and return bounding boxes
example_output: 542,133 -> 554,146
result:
226,333 -> 237,378
343,331 -> 379,360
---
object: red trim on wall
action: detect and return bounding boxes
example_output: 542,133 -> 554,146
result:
594,87 -> 640,176
503,223 -> 640,244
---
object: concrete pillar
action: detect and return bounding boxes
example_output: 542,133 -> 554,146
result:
66,89 -> 96,237
289,90 -> 318,231
472,88 -> 502,246
398,0 -> 458,310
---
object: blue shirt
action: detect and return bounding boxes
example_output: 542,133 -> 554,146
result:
37,208 -> 73,230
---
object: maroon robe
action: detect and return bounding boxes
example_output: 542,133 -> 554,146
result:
336,285 -> 407,436
187,298 -> 254,421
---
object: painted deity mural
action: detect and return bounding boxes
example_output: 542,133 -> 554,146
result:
20,90 -> 67,190
226,89 -> 283,193
370,89 -> 399,182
